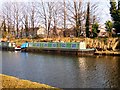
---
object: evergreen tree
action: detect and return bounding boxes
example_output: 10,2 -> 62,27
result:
92,22 -> 99,38
85,2 -> 90,38
3,19 -> 6,33
1,19 -> 7,38
25,15 -> 29,37
110,0 -> 120,34
105,20 -> 113,37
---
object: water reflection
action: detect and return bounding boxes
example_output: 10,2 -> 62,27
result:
117,58 -> 120,88
77,56 -> 120,88
78,57 -> 88,87
78,57 -> 86,72
2,51 -> 120,88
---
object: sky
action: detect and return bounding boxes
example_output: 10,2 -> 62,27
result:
0,0 -> 111,25
97,1 -> 111,24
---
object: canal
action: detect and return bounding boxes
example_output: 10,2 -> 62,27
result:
2,51 -> 120,88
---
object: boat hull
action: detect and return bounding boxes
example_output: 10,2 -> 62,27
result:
24,47 -> 95,56
15,47 -> 21,51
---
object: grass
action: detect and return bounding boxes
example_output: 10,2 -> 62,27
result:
0,74 -> 61,90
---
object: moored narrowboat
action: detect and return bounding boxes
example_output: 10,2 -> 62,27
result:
21,41 -> 96,56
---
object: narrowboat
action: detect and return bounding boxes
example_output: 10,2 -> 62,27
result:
21,41 -> 96,56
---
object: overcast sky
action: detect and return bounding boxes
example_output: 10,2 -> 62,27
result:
0,0 -> 111,25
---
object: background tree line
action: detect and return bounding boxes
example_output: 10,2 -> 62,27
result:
104,0 -> 120,37
0,0 -> 108,39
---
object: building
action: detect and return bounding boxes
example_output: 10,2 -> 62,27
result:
37,26 -> 47,38
21,26 -> 47,38
49,28 -> 63,37
98,25 -> 108,37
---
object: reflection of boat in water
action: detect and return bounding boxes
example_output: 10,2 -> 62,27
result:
21,42 -> 96,56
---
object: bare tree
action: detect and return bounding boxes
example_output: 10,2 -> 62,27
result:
30,2 -> 36,38
47,2 -> 53,37
53,4 -> 58,36
1,2 -> 12,34
21,2 -> 39,38
66,0 -> 85,37
41,0 -> 47,33
38,1 -> 56,37
63,0 -> 67,37
0,0 -> 102,39
25,15 -> 29,37
51,1 -> 63,37
90,2 -> 100,24
10,2 -> 23,38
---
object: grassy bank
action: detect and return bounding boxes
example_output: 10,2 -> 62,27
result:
1,37 -> 120,51
12,37 -> 120,50
0,74 -> 60,89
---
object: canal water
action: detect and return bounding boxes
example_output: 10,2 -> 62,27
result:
2,51 -> 120,88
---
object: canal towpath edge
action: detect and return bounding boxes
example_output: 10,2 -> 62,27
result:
0,74 -> 61,90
